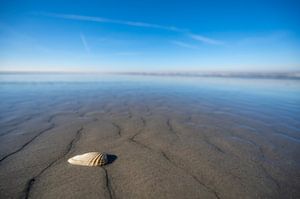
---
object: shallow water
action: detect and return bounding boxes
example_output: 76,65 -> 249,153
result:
0,74 -> 299,198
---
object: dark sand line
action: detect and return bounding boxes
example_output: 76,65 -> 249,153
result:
203,136 -> 226,154
128,132 -> 222,199
128,138 -> 152,150
123,101 -> 133,119
166,118 -> 179,138
24,127 -> 84,199
119,113 -> 221,198
126,114 -> 222,198
0,124 -> 55,163
0,112 -> 68,162
159,151 -> 221,199
127,116 -> 152,150
228,132 -> 281,191
229,134 -> 282,192
102,167 -> 115,199
1,83 -> 298,198
218,122 -> 281,193
130,116 -> 146,141
111,122 -> 122,137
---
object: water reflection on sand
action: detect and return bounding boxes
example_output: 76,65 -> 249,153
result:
0,74 -> 299,198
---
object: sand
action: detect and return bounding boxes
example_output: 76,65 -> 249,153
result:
0,79 -> 299,199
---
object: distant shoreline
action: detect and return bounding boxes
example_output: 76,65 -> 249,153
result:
0,71 -> 300,80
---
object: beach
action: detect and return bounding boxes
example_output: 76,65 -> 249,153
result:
0,74 -> 299,199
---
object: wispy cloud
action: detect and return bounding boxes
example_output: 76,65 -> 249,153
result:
40,12 -> 224,46
80,33 -> 90,53
188,34 -> 224,45
41,12 -> 187,32
171,40 -> 199,49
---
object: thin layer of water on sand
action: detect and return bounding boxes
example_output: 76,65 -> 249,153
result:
0,75 -> 299,198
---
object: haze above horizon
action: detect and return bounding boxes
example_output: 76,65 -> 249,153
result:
0,0 -> 300,72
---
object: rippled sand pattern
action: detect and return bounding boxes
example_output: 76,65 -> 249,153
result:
0,78 -> 299,199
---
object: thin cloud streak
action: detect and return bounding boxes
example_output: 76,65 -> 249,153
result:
188,34 -> 224,45
42,13 -> 187,32
41,12 -> 224,46
80,33 -> 90,53
171,41 -> 199,49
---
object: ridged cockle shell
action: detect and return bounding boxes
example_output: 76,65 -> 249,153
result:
68,152 -> 108,167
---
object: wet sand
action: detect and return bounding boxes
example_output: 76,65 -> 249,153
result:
0,76 -> 300,198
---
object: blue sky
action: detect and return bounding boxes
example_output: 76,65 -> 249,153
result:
0,0 -> 299,72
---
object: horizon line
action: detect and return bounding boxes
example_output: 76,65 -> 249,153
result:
0,70 -> 300,80
0,69 -> 300,73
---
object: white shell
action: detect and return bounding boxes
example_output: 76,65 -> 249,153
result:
68,152 -> 107,167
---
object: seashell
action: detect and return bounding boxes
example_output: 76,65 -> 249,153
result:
68,152 -> 108,167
